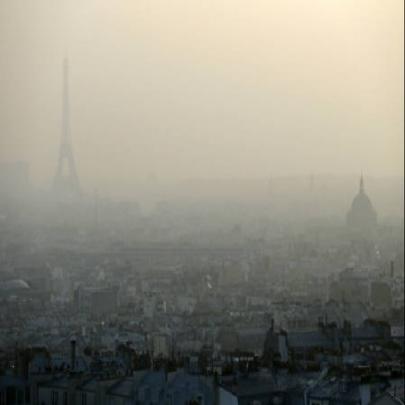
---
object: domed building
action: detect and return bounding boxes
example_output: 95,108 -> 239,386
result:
346,175 -> 377,230
0,278 -> 30,298
0,279 -> 30,291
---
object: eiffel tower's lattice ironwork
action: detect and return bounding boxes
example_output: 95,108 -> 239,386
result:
52,59 -> 81,199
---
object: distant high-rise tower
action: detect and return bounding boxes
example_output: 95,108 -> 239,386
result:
52,58 -> 81,200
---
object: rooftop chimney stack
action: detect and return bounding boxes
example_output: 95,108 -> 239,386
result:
70,337 -> 76,372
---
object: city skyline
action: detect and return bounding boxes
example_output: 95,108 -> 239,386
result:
0,2 -> 403,404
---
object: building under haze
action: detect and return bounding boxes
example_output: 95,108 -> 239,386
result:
346,175 -> 377,231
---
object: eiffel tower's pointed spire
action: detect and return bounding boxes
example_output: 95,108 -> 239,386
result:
359,173 -> 364,193
52,58 -> 81,200
62,58 -> 70,144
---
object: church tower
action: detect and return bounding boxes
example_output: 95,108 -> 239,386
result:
346,174 -> 377,230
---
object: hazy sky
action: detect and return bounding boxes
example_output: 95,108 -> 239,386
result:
0,0 -> 403,194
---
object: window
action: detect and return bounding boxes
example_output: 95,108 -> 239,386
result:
17,389 -> 23,405
51,391 -> 59,405
81,393 -> 87,405
189,394 -> 204,405
63,391 -> 68,405
25,388 -> 31,403
165,394 -> 173,405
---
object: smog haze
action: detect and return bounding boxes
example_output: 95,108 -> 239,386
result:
0,0 -> 403,199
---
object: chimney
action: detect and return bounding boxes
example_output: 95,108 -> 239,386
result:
359,384 -> 371,405
213,372 -> 220,405
70,338 -> 76,372
16,349 -> 30,378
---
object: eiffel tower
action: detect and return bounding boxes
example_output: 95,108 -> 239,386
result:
52,58 -> 82,200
